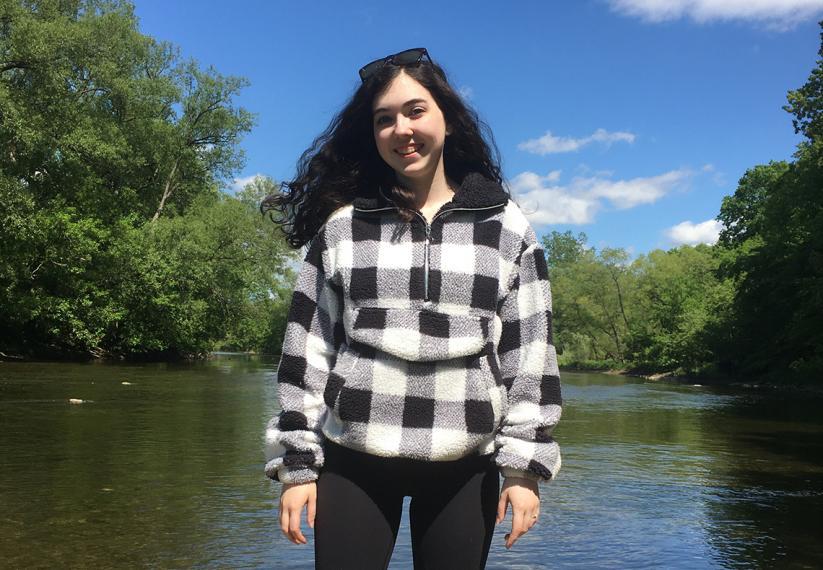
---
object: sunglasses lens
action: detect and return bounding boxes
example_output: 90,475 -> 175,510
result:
359,60 -> 384,80
392,49 -> 424,65
359,48 -> 430,81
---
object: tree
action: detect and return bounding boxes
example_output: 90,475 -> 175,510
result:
628,245 -> 734,374
717,162 -> 790,250
108,192 -> 295,357
545,233 -> 637,365
149,63 -> 254,222
713,21 -> 823,380
543,230 -> 588,268
0,0 -> 283,359
784,21 -> 823,141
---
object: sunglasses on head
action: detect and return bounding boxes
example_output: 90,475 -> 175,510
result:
358,47 -> 432,82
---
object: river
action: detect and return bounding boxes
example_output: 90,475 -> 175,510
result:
1,355 -> 821,569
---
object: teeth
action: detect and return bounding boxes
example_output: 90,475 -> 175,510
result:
397,145 -> 420,155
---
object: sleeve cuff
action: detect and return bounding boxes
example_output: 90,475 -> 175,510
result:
500,466 -> 546,482
267,464 -> 319,485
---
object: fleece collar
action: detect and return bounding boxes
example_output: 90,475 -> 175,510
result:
352,172 -> 509,212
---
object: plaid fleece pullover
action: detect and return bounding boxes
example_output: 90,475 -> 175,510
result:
264,173 -> 562,484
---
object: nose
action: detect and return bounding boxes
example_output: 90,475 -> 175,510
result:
393,115 -> 413,137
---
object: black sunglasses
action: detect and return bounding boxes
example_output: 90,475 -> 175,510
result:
358,48 -> 432,82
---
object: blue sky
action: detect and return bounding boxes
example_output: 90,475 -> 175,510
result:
132,0 -> 821,256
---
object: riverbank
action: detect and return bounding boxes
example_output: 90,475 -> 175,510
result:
560,362 -> 823,392
0,348 -> 215,363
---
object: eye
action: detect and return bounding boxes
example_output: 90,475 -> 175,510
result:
410,107 -> 425,117
374,115 -> 392,126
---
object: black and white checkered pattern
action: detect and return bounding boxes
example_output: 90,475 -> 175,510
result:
265,173 -> 562,484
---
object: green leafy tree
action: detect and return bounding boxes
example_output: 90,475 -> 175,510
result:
714,21 -> 823,380
784,21 -> 823,141
543,232 -> 637,366
717,162 -> 790,250
108,192 -> 294,357
628,245 -> 734,374
543,230 -> 588,267
149,63 -> 254,222
0,0 -> 292,359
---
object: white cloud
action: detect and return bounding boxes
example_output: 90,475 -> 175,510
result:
518,128 -> 636,155
585,169 -> 690,209
508,168 -> 691,225
229,173 -> 264,194
509,171 -> 599,224
666,219 -> 723,245
608,0 -> 823,29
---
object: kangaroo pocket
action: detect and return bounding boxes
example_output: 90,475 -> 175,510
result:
327,307 -> 503,458
344,307 -> 490,362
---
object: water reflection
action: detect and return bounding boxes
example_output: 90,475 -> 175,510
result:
0,360 -> 821,568
700,390 -> 823,569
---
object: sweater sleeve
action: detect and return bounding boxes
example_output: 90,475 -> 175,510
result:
494,239 -> 562,483
264,229 -> 344,484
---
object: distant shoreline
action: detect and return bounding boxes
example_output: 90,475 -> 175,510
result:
560,364 -> 823,392
3,352 -> 817,390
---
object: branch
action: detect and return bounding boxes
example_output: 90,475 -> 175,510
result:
77,86 -> 109,98
0,352 -> 25,360
30,261 -> 44,279
187,98 -> 225,130
0,60 -> 29,73
151,158 -> 180,223
609,268 -> 631,331
187,134 -> 232,147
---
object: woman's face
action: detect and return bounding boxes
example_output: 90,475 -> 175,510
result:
372,70 -> 451,187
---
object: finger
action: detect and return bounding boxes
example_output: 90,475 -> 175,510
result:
280,507 -> 292,541
507,510 -> 526,549
284,513 -> 299,544
307,492 -> 317,529
289,505 -> 306,544
496,490 -> 508,525
289,507 -> 306,544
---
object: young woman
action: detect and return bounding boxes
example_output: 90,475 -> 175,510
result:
263,48 -> 562,569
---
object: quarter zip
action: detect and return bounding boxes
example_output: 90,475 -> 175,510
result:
353,200 -> 507,304
423,220 -> 431,301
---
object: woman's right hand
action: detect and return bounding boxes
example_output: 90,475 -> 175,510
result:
279,481 -> 317,545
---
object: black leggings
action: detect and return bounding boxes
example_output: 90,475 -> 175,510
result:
315,440 -> 500,570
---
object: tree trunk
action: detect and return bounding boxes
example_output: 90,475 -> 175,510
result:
610,267 -> 631,331
151,158 -> 179,223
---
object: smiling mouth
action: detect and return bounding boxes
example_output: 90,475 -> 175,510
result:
395,144 -> 422,156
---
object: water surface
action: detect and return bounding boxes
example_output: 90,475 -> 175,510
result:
1,357 -> 821,568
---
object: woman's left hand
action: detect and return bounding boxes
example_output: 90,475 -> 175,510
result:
496,476 -> 540,549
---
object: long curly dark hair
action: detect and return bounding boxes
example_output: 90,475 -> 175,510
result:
262,55 -> 504,249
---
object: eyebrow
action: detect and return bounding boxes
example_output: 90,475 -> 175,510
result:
373,98 -> 428,116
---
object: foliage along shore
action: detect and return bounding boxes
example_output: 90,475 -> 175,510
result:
558,359 -> 726,384
559,362 -> 822,390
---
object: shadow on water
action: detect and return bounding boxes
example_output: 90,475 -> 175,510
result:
699,389 -> 823,569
